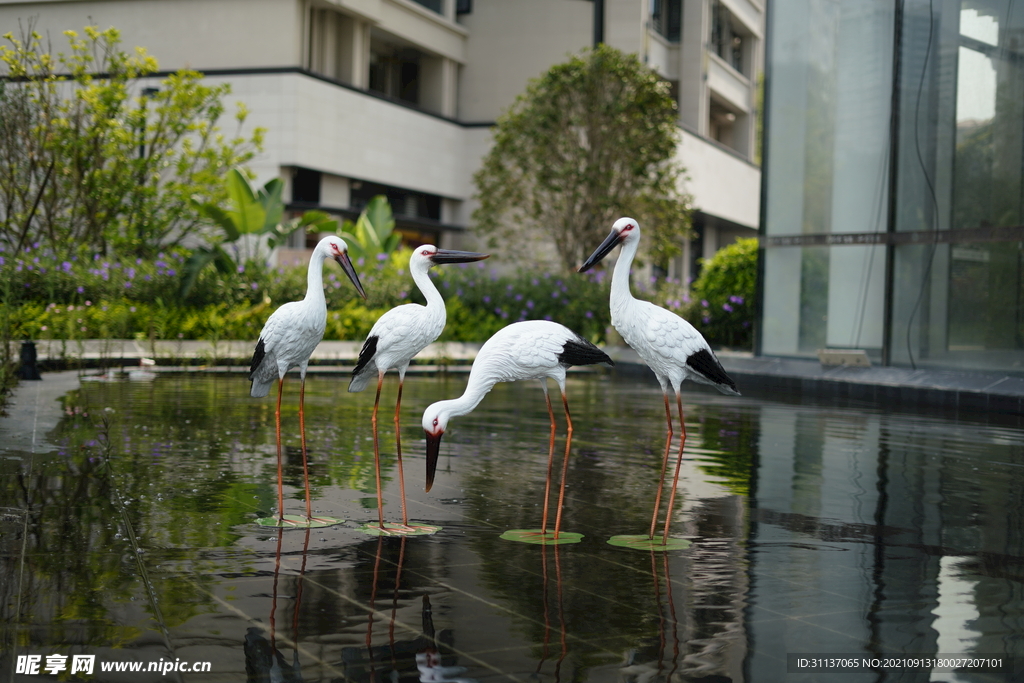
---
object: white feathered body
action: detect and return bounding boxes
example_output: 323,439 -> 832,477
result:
612,294 -> 722,392
249,299 -> 328,398
470,320 -> 575,389
349,301 -> 446,393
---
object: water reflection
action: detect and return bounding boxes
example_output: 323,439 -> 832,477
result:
2,373 -> 1023,681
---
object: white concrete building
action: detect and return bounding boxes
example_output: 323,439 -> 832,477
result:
0,0 -> 762,280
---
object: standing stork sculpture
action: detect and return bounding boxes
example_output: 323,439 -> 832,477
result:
249,235 -> 366,528
579,217 -> 739,550
349,245 -> 489,536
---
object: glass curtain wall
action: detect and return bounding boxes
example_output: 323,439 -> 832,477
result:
761,1 -> 894,358
761,0 -> 1024,373
892,0 -> 1024,371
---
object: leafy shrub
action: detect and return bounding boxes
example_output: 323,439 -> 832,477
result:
684,238 -> 757,349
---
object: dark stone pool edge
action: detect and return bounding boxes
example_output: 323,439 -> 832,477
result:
603,347 -> 1024,416
22,340 -> 1024,417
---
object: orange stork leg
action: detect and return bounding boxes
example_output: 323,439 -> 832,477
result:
371,371 -> 386,529
539,388 -> 558,535
275,376 -> 286,523
660,392 -> 687,546
299,376 -> 313,520
648,392 -> 674,539
393,376 -> 409,527
551,391 -> 574,540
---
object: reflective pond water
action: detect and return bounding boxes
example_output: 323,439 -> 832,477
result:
2,370 -> 1024,682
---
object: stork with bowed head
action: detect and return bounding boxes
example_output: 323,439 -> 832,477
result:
249,235 -> 366,528
579,217 -> 740,550
422,320 -> 614,544
349,245 -> 489,536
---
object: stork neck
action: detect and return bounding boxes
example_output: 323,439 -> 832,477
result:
442,372 -> 495,420
412,261 -> 444,312
304,250 -> 327,305
611,237 -> 639,308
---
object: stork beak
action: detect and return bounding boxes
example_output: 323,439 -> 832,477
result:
335,251 -> 367,299
430,249 -> 490,265
425,430 -> 443,492
579,228 -> 624,272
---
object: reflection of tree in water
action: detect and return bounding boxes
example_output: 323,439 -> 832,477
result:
456,381 -> 756,681
0,388 -> 239,650
692,404 -> 759,497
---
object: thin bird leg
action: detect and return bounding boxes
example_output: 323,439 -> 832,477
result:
371,371 -> 386,529
649,392 -> 674,539
393,377 -> 408,527
661,392 -> 687,546
552,392 -> 573,540
276,377 -> 286,523
539,387 -> 557,535
299,377 -> 313,520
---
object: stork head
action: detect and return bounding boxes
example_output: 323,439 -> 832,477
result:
421,403 -> 453,492
410,244 -> 490,272
578,217 -> 640,272
316,235 -> 367,299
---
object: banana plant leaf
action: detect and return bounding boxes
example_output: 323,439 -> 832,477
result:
179,245 -> 235,298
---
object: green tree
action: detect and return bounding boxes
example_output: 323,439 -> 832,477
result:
473,44 -> 692,271
0,24 -> 264,258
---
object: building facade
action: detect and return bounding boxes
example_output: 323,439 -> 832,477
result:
760,0 -> 1024,374
0,0 -> 763,278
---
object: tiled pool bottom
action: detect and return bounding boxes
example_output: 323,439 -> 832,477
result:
2,371 -> 1023,682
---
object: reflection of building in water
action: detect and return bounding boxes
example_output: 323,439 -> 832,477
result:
746,402 -> 1024,680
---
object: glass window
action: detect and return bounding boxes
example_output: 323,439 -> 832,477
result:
652,0 -> 682,42
410,0 -> 443,14
760,1 -> 894,357
369,42 -> 421,105
889,0 -> 1024,371
710,0 -> 745,73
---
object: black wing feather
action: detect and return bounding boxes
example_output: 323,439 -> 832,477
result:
685,348 -> 737,392
558,334 -> 614,368
249,337 -> 266,380
352,335 -> 379,378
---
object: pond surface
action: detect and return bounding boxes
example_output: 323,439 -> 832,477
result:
2,370 -> 1024,682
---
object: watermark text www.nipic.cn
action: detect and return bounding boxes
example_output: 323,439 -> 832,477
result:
16,655 -> 213,676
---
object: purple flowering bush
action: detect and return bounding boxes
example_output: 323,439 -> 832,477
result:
1,243 -> 612,344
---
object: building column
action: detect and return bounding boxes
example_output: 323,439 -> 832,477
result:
337,15 -> 370,88
420,56 -> 458,117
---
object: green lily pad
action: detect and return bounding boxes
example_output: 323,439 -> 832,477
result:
607,534 -> 692,551
255,515 -> 344,529
359,522 -> 442,537
499,529 -> 583,545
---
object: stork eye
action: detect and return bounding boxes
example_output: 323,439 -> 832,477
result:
432,418 -> 438,427
422,249 -> 431,256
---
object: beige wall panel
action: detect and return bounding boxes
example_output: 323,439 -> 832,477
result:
0,0 -> 303,70
458,0 -> 590,122
677,129 -> 760,228
216,73 -> 469,199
